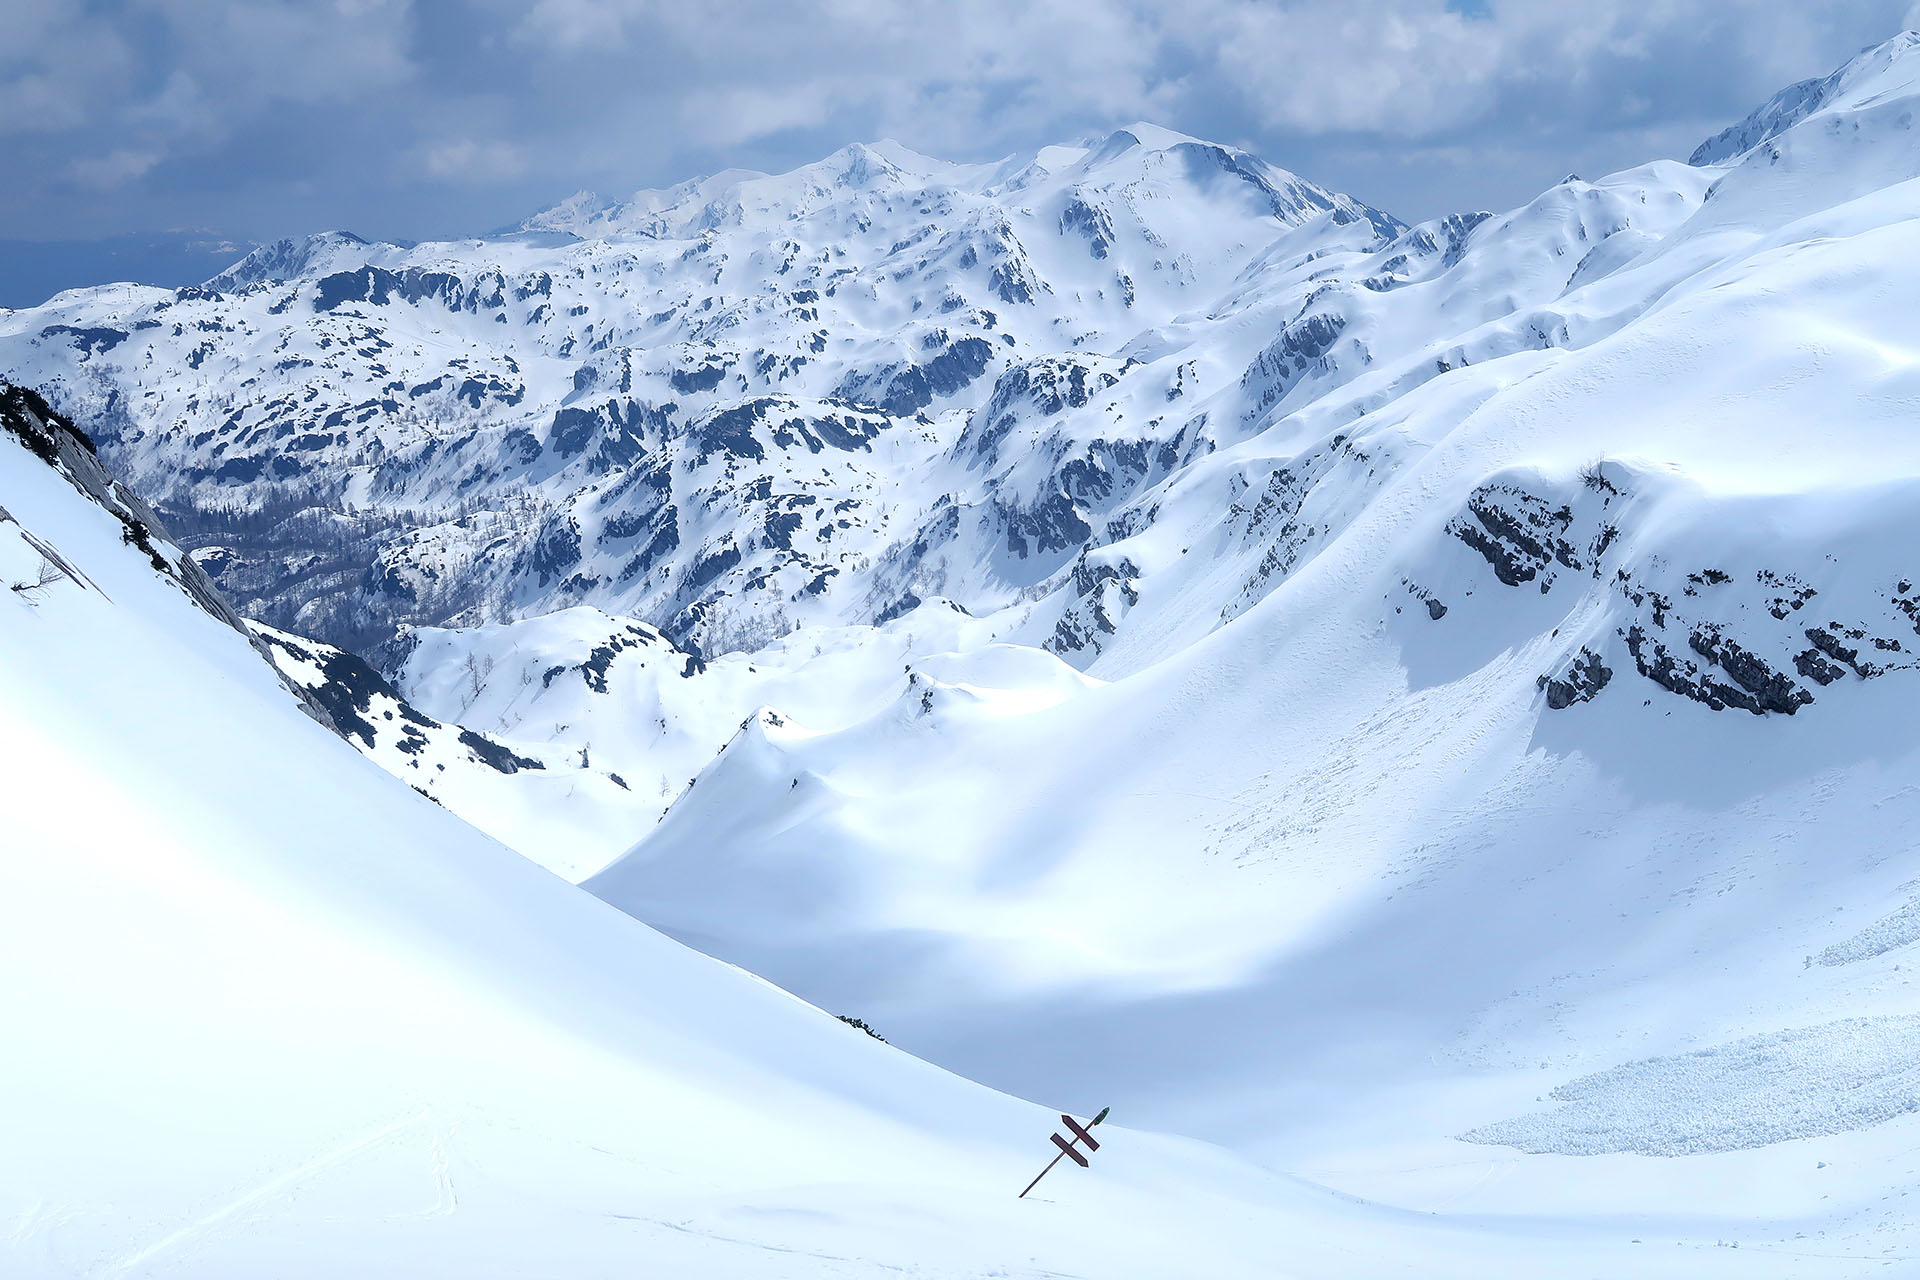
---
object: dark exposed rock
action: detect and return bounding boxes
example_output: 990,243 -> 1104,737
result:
255,627 -> 543,773
836,1015 -> 887,1043
1804,625 -> 1871,678
1005,491 -> 1092,560
1623,623 -> 1812,716
1450,485 -> 1579,589
1688,625 -> 1814,714
670,362 -> 731,394
527,518 -> 583,586
837,336 -> 995,416
312,266 -> 466,313
1242,312 -> 1346,417
962,357 -> 1127,464
39,325 -> 129,357
1059,197 -> 1116,259
693,402 -> 769,463
1048,556 -> 1141,658
1057,439 -> 1152,507
762,507 -> 804,551
1794,648 -> 1849,685
1539,646 -> 1612,709
874,592 -> 921,625
548,406 -> 604,457
1757,569 -> 1817,619
685,542 -> 741,593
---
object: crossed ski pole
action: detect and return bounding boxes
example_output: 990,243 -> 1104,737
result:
1018,1106 -> 1110,1198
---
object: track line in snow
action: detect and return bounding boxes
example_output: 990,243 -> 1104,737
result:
102,1109 -> 436,1277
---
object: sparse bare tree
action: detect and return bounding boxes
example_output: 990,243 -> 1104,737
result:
10,556 -> 65,603
463,652 -> 488,708
1579,457 -> 1621,497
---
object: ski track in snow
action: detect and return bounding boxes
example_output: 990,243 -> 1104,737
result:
102,1110 -> 442,1277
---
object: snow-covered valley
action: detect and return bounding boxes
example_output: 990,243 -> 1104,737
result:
11,29 -> 1920,1279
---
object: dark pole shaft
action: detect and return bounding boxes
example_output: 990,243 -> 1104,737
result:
1018,1148 -> 1070,1199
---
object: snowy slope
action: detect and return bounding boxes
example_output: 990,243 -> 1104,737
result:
13,30 -> 1920,1277
0,386 -> 1542,1279
7,387 -> 1843,1276
249,620 -> 641,879
566,33 -> 1920,1268
387,600 -> 1075,878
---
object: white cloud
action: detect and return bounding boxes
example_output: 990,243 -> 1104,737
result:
1202,1 -> 1497,136
65,147 -> 165,191
490,0 -> 1917,162
4,0 -> 1918,236
1186,0 -> 1902,140
422,138 -> 528,183
139,0 -> 418,105
0,7 -> 136,136
513,0 -> 652,52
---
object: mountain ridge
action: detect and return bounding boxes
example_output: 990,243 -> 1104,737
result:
0,118 -> 1408,663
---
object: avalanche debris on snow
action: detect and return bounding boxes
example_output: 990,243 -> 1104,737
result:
1464,1016 -> 1920,1156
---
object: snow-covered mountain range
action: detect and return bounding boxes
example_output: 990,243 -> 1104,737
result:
0,123 -> 1402,662
13,29 -> 1920,1277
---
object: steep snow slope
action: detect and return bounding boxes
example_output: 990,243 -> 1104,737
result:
249,620 -> 640,879
0,390 -> 1484,1278
1690,30 -> 1920,165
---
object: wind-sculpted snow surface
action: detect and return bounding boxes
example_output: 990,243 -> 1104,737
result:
1816,892 -> 1920,968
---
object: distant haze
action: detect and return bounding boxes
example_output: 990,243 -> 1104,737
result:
0,234 -> 257,309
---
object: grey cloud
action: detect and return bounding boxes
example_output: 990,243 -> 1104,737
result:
1,0 -> 1916,256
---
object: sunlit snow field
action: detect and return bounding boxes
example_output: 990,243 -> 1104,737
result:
11,30 -> 1920,1280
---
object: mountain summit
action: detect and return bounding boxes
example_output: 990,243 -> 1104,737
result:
1691,30 -> 1920,164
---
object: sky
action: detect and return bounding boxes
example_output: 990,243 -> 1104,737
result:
3,0 -> 1919,304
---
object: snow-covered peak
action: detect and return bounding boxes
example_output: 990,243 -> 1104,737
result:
519,141 -> 968,242
1100,120 -> 1206,151
519,168 -> 765,238
983,121 -> 1400,237
204,229 -> 392,292
519,127 -> 1397,246
1691,30 -> 1920,165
